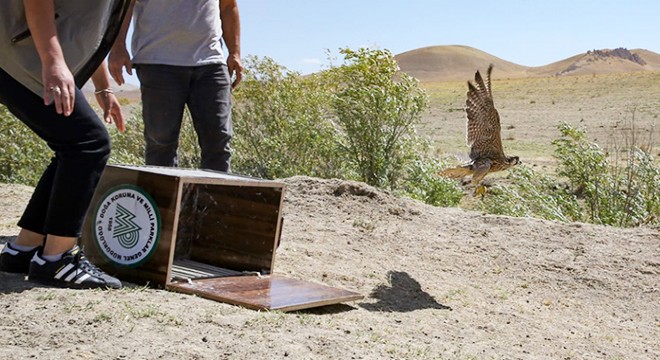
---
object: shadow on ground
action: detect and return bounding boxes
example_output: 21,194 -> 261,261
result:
359,270 -> 451,312
0,272 -> 41,293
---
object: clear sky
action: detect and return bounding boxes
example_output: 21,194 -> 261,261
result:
122,0 -> 659,83
240,0 -> 659,73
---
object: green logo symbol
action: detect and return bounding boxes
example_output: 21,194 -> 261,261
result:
113,204 -> 142,249
93,184 -> 161,267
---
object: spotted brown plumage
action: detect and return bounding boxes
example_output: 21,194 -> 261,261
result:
440,64 -> 520,193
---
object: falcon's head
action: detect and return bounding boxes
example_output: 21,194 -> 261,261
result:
506,156 -> 521,166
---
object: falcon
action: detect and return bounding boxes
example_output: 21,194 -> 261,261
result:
440,64 -> 520,194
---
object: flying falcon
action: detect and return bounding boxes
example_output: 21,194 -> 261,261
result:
439,64 -> 520,194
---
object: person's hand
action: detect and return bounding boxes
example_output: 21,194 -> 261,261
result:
42,59 -> 76,116
108,46 -> 133,86
227,53 -> 243,90
95,90 -> 125,132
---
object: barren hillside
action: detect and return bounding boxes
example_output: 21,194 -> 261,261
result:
396,45 -> 660,82
394,45 -> 529,82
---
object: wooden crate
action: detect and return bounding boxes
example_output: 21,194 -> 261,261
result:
81,165 -> 362,311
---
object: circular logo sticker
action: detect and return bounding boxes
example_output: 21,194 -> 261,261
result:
92,184 -> 161,267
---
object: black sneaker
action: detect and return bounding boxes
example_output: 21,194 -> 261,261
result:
29,246 -> 122,289
0,243 -> 41,274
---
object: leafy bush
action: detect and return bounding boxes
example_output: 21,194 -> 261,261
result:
0,105 -> 52,186
398,156 -> 464,207
230,49 -> 462,206
231,56 -> 344,179
106,105 -> 144,166
329,48 -> 429,189
480,123 -> 659,227
480,165 -> 582,222
2,48 -> 464,208
553,122 -> 658,226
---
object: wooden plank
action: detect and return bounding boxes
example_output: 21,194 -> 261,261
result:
112,165 -> 286,187
180,184 -> 283,224
176,183 -> 283,271
80,166 -> 181,287
170,259 -> 242,279
189,245 -> 272,273
167,275 -> 363,312
163,179 -> 184,286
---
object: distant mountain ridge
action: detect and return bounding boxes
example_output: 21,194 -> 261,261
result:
395,45 -> 660,82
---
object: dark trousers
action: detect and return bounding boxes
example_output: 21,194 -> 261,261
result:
0,68 -> 110,237
136,63 -> 233,172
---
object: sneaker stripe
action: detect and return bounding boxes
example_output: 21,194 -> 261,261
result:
1,245 -> 19,256
64,269 -> 83,282
55,264 -> 75,280
75,274 -> 91,284
27,247 -> 122,289
31,252 -> 46,266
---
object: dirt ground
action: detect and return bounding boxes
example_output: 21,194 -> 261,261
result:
1,175 -> 658,360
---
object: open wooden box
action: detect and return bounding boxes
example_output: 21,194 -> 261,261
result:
80,165 -> 362,311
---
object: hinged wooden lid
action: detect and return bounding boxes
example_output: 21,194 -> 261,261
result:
167,275 -> 363,312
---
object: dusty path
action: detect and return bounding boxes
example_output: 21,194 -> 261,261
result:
1,177 -> 658,359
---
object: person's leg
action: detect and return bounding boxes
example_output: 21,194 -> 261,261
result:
3,86 -> 110,242
0,68 -> 120,288
188,64 -> 233,172
11,164 -> 77,254
136,64 -> 191,167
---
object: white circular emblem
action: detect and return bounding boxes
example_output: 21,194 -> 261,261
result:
92,185 -> 161,267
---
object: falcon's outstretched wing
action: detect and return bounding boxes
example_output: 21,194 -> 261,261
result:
465,64 -> 505,161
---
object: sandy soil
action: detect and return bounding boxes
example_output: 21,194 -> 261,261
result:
1,176 -> 658,360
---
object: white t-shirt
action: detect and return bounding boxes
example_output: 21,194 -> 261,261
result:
131,0 -> 226,66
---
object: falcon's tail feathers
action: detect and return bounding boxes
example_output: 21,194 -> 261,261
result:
438,166 -> 473,179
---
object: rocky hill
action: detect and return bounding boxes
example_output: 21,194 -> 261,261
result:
395,45 -> 660,82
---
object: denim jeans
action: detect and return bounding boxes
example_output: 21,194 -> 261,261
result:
0,68 -> 111,237
136,63 -> 233,172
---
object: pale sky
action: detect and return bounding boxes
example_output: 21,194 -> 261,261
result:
241,0 -> 659,72
122,0 -> 659,83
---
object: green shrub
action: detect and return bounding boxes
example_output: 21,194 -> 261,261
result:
480,165 -> 582,222
398,156 -> 463,207
231,56 -> 344,179
0,105 -> 52,186
2,48 -> 464,209
106,105 -> 145,166
553,122 -> 658,226
329,48 -> 429,189
230,49 -> 462,206
480,122 -> 659,227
